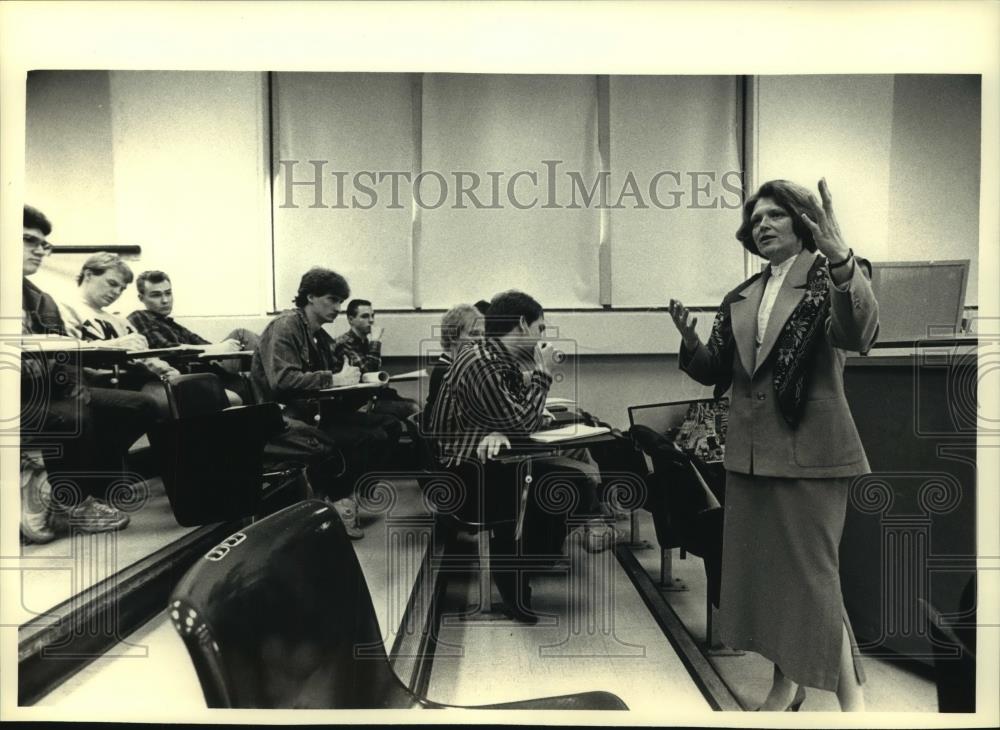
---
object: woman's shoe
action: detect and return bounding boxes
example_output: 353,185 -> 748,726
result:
751,686 -> 806,712
787,686 -> 807,711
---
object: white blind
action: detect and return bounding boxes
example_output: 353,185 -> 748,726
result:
109,71 -> 270,318
609,76 -> 744,307
418,74 -> 601,309
272,73 -> 416,310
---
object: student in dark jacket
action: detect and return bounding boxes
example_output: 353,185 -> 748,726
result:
251,268 -> 401,539
21,205 -> 158,539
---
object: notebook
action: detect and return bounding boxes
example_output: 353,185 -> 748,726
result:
530,424 -> 610,443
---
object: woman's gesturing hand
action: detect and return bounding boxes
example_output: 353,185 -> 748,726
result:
800,178 -> 851,264
668,299 -> 700,349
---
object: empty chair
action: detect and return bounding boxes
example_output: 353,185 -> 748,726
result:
169,500 -> 628,710
923,576 -> 976,712
149,373 -> 297,526
162,372 -> 232,419
631,424 -> 724,609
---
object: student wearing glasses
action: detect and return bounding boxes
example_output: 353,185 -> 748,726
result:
21,206 -> 158,538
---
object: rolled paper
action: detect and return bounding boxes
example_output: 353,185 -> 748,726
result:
362,370 -> 390,384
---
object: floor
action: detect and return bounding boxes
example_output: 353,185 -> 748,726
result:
426,523 -> 709,718
16,477 -> 195,626
626,509 -> 939,712
38,479 -> 431,710
34,493 -> 940,719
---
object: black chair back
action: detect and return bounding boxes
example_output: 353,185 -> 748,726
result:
150,402 -> 283,526
630,424 -> 724,607
170,500 -> 629,710
927,576 -> 976,712
171,500 -> 414,708
164,373 -> 231,419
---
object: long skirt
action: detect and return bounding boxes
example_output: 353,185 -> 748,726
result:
718,471 -> 866,691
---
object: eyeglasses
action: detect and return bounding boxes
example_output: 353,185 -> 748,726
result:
23,233 -> 53,253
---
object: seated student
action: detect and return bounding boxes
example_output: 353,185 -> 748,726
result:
424,303 -> 483,428
21,206 -> 158,538
59,254 -> 180,388
333,298 -> 420,421
428,290 -> 609,623
251,268 -> 402,539
127,270 -> 258,353
127,269 -> 255,402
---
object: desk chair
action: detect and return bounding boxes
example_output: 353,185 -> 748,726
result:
149,374 -> 305,526
629,423 -> 731,654
409,417 -> 534,621
169,500 -> 627,710
921,576 -> 976,712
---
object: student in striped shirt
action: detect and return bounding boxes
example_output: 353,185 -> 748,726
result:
428,290 -> 607,622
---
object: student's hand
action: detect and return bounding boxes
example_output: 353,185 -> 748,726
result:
115,333 -> 149,351
331,360 -> 361,387
204,339 -> 242,355
534,341 -> 557,377
477,432 -> 511,462
668,299 -> 700,350
370,326 -> 384,342
542,409 -> 555,428
144,358 -> 179,378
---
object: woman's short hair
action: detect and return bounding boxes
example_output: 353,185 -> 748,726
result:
293,267 -> 350,308
76,253 -> 134,287
24,205 -> 52,236
735,179 -> 820,256
440,304 -> 480,350
484,290 -> 543,338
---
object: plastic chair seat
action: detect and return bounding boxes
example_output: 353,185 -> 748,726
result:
170,500 -> 627,710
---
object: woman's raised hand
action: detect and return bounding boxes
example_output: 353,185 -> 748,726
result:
668,299 -> 700,349
800,178 -> 851,264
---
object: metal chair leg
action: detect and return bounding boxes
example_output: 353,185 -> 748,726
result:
478,528 -> 493,613
628,510 -> 654,550
704,585 -> 743,656
658,547 -> 688,592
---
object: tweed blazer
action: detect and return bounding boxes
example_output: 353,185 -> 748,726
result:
679,250 -> 879,479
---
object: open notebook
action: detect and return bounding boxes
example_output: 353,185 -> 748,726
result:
529,424 -> 610,443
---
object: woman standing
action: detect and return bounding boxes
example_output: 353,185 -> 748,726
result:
669,179 -> 877,711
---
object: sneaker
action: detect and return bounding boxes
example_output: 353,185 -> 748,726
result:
49,496 -> 130,534
330,497 -> 364,540
580,522 -> 624,554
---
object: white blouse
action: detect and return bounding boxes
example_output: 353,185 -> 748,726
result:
756,252 -> 799,346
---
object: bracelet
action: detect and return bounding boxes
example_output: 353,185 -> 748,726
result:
829,248 -> 854,270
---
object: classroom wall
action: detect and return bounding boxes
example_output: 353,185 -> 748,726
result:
380,353 -> 714,432
23,71 -> 982,387
25,71 -> 271,317
756,74 -> 981,304
25,72 -> 117,248
887,75 -> 981,304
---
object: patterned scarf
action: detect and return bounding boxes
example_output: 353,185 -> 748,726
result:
707,255 -> 870,427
